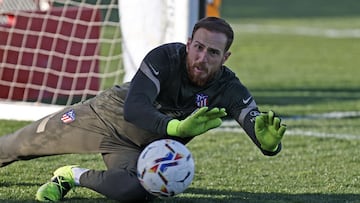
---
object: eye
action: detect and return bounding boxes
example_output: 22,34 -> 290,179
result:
194,44 -> 203,51
209,49 -> 220,56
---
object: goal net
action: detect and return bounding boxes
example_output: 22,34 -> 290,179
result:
0,0 -> 208,121
0,0 -> 122,120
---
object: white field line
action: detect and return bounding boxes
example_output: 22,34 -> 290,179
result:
285,129 -> 360,140
214,119 -> 360,140
233,24 -> 360,38
0,102 -> 359,140
213,127 -> 360,140
0,101 -> 62,121
285,111 -> 360,120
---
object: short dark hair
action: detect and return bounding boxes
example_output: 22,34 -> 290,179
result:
191,17 -> 234,52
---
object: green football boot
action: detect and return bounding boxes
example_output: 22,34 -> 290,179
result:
35,165 -> 78,202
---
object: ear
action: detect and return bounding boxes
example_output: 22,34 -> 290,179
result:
186,38 -> 192,52
222,51 -> 231,64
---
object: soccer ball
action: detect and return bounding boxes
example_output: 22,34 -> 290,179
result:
137,139 -> 195,197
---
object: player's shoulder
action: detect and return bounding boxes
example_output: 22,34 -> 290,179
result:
220,66 -> 238,82
146,42 -> 186,61
219,66 -> 248,90
160,42 -> 186,48
156,42 -> 186,53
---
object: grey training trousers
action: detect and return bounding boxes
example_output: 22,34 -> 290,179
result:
0,87 -> 154,202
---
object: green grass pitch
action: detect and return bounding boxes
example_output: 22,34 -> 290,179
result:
1,0 -> 360,202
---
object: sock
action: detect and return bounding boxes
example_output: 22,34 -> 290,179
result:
71,167 -> 90,186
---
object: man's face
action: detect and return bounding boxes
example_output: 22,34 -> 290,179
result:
186,28 -> 230,87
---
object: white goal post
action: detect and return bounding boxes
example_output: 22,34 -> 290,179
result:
0,0 -> 213,121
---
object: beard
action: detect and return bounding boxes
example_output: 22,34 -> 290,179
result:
186,62 -> 217,87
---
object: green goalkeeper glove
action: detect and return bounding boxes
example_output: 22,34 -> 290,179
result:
255,110 -> 287,152
167,107 -> 227,137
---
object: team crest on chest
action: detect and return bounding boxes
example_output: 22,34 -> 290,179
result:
195,93 -> 208,107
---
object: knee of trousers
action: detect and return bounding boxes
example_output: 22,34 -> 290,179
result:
80,168 -> 157,202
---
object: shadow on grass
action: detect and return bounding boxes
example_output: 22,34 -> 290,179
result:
0,188 -> 359,203
0,199 -> 115,203
164,188 -> 360,203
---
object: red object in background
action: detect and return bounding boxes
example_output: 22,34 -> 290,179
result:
0,7 -> 101,104
6,14 -> 16,26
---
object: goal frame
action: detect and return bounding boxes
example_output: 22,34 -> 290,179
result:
0,0 -> 208,121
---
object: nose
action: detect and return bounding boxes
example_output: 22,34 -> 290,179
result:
197,50 -> 208,63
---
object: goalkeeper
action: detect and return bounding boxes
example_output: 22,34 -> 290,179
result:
0,17 -> 286,202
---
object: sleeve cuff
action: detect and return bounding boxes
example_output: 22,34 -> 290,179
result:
261,143 -> 282,156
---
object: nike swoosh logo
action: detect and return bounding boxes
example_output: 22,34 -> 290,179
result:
242,96 -> 252,104
149,64 -> 159,75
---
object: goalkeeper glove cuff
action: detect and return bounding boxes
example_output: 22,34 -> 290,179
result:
167,119 -> 181,136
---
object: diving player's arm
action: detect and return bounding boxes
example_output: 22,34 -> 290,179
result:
236,99 -> 286,156
123,62 -> 172,136
124,64 -> 227,138
237,102 -> 281,156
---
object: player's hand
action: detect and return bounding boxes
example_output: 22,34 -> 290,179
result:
167,107 -> 227,137
255,110 -> 286,152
